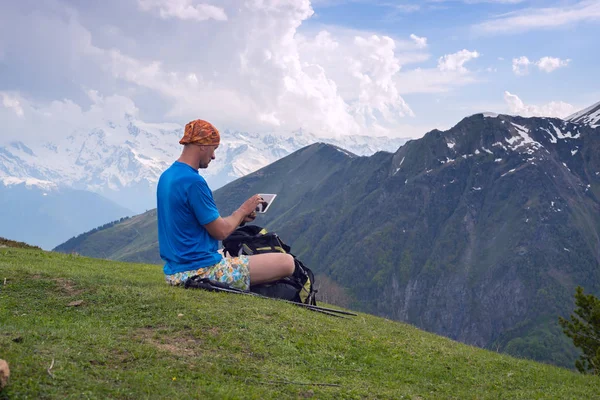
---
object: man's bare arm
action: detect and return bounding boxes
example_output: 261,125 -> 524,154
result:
204,210 -> 247,241
203,194 -> 263,240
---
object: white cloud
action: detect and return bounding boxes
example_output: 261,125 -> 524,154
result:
474,0 -> 600,34
0,90 -> 146,144
438,49 -> 480,73
512,56 -> 531,76
1,92 -> 24,117
410,34 -> 427,49
503,91 -> 577,118
138,0 -> 228,21
351,35 -> 415,123
536,56 -> 570,73
104,2 -> 425,137
512,56 -> 570,75
0,0 -> 487,144
0,0 -> 433,141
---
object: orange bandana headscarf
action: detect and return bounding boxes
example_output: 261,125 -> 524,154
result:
179,119 -> 220,146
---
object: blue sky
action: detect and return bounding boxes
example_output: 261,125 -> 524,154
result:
0,0 -> 598,143
309,0 -> 599,126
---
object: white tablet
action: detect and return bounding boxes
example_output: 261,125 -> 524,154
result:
256,194 -> 277,213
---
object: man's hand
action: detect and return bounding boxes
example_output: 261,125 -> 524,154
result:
243,211 -> 257,223
238,194 -> 264,217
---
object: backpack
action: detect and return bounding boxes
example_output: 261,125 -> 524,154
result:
222,225 -> 317,305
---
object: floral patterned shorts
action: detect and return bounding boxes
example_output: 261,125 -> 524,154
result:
165,255 -> 250,291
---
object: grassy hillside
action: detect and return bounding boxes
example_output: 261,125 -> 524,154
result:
1,248 -> 598,399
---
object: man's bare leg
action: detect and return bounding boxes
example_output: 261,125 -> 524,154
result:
247,253 -> 295,285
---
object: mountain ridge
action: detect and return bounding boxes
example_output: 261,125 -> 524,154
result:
1,121 -> 408,212
566,100 -> 600,127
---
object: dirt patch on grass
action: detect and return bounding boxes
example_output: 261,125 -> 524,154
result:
112,348 -> 136,364
207,327 -> 221,337
133,327 -> 206,357
53,278 -> 85,296
29,275 -> 86,296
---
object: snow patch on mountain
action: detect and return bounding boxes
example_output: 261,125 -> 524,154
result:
1,176 -> 57,190
549,122 -> 580,140
566,100 -> 600,128
508,122 -> 543,151
482,112 -> 499,118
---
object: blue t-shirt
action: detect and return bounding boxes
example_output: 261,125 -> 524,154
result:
156,161 -> 223,275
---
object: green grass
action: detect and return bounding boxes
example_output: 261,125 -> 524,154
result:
1,249 -> 598,399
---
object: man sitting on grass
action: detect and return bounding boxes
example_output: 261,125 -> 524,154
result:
156,119 -> 294,290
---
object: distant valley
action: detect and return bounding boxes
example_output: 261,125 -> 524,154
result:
0,184 -> 131,250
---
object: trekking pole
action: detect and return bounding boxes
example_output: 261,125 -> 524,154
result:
186,277 -> 357,317
223,287 -> 356,317
299,307 -> 350,318
282,301 -> 358,316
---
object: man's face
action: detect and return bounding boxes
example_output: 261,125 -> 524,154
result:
198,144 -> 218,169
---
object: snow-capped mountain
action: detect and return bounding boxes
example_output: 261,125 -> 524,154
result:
566,100 -> 600,128
0,116 -> 409,212
388,109 -> 598,196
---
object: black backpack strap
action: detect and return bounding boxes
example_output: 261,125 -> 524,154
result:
184,276 -> 247,294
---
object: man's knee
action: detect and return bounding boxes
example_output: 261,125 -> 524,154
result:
273,253 -> 296,277
282,253 -> 295,276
